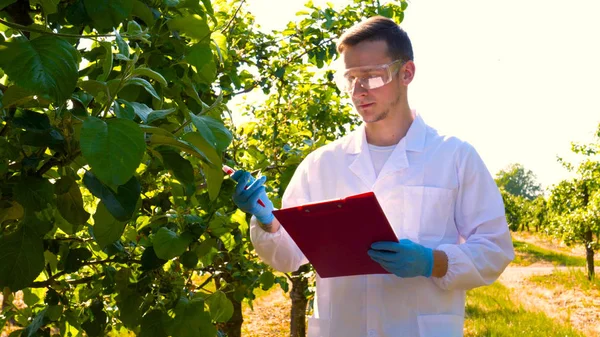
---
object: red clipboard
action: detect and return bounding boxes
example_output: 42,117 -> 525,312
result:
272,192 -> 398,278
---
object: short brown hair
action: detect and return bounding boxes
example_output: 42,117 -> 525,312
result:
336,16 -> 414,62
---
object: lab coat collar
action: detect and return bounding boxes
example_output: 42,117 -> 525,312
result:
345,111 -> 428,187
344,111 -> 427,155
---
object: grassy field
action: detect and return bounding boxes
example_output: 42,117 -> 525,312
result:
464,281 -> 585,337
528,268 -> 600,295
512,240 -> 600,267
240,280 -> 586,337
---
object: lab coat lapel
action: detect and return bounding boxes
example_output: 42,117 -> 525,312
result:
347,125 -> 377,189
377,113 -> 427,178
378,143 -> 409,178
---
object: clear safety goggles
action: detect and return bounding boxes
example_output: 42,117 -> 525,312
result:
335,59 -> 404,93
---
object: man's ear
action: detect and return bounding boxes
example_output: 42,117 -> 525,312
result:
401,60 -> 415,85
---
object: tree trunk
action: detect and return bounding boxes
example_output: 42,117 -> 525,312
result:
290,265 -> 311,337
221,295 -> 243,337
584,229 -> 595,280
214,254 -> 244,337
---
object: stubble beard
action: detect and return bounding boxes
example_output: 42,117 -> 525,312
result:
361,94 -> 401,124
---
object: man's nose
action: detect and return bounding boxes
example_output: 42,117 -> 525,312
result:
351,79 -> 368,98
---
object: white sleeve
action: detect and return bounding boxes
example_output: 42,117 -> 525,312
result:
432,143 -> 515,290
249,158 -> 311,272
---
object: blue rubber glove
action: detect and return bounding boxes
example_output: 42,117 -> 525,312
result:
367,239 -> 434,278
231,170 -> 274,224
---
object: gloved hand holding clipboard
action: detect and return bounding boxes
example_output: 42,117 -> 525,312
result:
272,192 -> 398,278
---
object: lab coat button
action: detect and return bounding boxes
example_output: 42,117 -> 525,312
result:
367,329 -> 378,337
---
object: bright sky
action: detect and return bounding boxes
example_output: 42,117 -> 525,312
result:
237,0 -> 600,190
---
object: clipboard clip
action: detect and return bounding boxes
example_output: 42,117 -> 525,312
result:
300,200 -> 345,216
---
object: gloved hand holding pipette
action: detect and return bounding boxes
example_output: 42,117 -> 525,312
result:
226,167 -> 275,225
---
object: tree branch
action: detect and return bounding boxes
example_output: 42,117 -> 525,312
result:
197,274 -> 214,291
221,0 -> 245,34
0,18 -> 116,39
28,258 -> 140,288
36,149 -> 81,176
0,123 -> 8,137
287,37 -> 335,65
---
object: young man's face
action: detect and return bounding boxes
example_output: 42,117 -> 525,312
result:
340,40 -> 413,124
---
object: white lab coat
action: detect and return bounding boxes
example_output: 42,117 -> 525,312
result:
250,113 -> 515,337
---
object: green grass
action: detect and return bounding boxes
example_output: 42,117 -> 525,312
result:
512,240 -> 600,267
465,282 -> 585,337
528,268 -> 600,295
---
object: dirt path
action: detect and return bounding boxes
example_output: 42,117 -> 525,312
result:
499,264 -> 600,337
242,287 -> 291,337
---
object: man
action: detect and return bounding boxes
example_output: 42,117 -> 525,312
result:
231,16 -> 514,337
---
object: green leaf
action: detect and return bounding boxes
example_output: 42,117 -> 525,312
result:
185,43 -> 216,84
46,305 -> 63,321
123,77 -> 161,100
189,113 -> 216,150
197,313 -> 217,337
115,31 -> 130,58
83,171 -> 140,221
65,0 -> 90,26
54,209 -> 76,235
80,117 -> 145,186
22,308 -> 47,337
0,226 -> 45,291
140,246 -> 167,271
167,297 -> 213,337
0,0 -> 17,10
206,291 -> 233,322
194,238 -> 217,258
211,32 -> 227,63
140,125 -> 176,137
116,287 -> 143,328
22,213 -> 53,237
55,177 -> 91,227
31,0 -> 59,14
274,67 -> 285,79
131,67 -> 168,87
13,176 -> 55,212
98,42 -> 113,82
1,85 -> 35,108
155,146 -> 195,195
182,132 -> 223,200
127,20 -> 143,35
189,114 -> 232,154
208,214 -> 234,236
0,201 -> 24,224
153,227 -> 193,260
167,14 -> 209,41
126,101 -> 152,122
93,201 -> 127,248
113,99 -> 136,120
21,288 -> 41,306
259,271 -> 275,290
63,247 -> 92,272
83,0 -> 134,30
179,251 -> 198,269
80,80 -> 110,101
140,310 -> 169,337
13,109 -> 51,130
149,134 -> 211,163
0,36 -> 79,103
132,0 -> 156,27
147,108 -> 176,125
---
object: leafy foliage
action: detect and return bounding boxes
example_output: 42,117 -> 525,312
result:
0,0 -> 410,335
546,138 -> 600,279
495,163 -> 542,200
